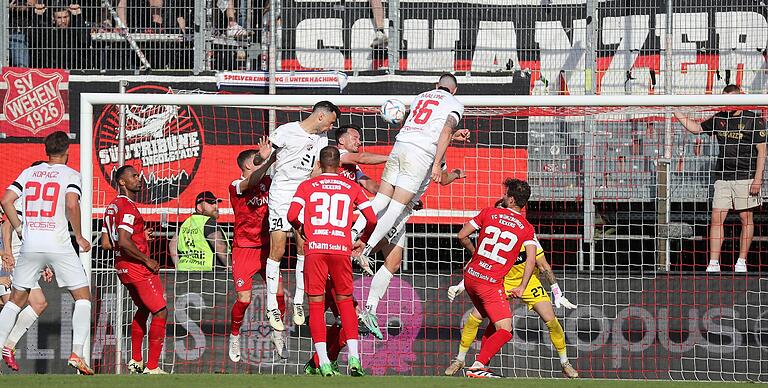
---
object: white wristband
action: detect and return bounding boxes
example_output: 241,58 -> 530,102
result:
550,283 -> 563,299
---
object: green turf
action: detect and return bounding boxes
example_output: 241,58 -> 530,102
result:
0,375 -> 747,388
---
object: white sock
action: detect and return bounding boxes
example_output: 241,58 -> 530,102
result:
72,299 -> 91,357
457,350 -> 467,362
709,259 -> 720,265
315,342 -> 331,365
266,259 -> 280,310
737,257 -> 747,264
293,255 -> 305,305
347,339 -> 359,359
362,200 -> 407,257
471,360 -> 485,368
351,192 -> 391,242
559,351 -> 569,364
0,302 -> 22,347
366,266 -> 394,315
5,306 -> 39,348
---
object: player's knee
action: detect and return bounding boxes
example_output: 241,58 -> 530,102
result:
31,298 -> 48,314
494,319 -> 513,332
307,294 -> 324,303
153,307 -> 168,319
334,293 -> 352,302
237,292 -> 252,303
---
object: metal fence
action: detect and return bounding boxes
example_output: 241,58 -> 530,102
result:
1,0 -> 767,91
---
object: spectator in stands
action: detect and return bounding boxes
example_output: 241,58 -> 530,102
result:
169,191 -> 230,271
116,0 -> 164,32
9,0 -> 35,67
675,84 -> 767,273
369,0 -> 387,48
30,2 -> 91,69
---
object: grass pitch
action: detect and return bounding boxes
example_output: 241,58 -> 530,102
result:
0,375 -> 746,388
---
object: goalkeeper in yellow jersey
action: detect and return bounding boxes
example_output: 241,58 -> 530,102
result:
444,210 -> 579,378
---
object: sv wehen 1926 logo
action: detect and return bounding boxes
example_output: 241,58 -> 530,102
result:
0,67 -> 68,136
94,85 -> 204,204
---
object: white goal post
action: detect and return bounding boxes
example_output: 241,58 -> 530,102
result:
78,93 -> 768,379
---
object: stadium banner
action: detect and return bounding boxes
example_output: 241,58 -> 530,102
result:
13,273 -> 767,380
216,71 -> 349,91
0,67 -> 69,138
279,1 -> 768,95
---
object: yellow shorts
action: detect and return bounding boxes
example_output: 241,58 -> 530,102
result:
504,274 -> 549,310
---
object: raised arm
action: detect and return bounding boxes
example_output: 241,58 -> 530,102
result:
673,112 -> 705,135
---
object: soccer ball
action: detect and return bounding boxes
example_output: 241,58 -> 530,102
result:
380,99 -> 407,125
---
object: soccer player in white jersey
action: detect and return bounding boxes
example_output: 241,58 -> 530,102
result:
0,162 -> 53,372
354,73 -> 464,254
0,131 -> 94,375
266,101 -> 339,330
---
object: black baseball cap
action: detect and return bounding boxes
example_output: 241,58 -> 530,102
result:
195,191 -> 223,206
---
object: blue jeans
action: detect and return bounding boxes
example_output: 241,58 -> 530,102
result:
9,32 -> 29,68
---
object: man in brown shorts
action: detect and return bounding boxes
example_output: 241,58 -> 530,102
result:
675,84 -> 767,273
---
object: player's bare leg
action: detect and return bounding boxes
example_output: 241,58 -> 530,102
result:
266,231 -> 287,330
707,208 -> 728,272
735,210 -> 753,272
3,288 -> 47,371
67,286 -> 94,375
293,230 -> 307,325
360,186 -> 415,260
532,300 -> 578,378
465,318 -> 512,378
445,308 -> 483,376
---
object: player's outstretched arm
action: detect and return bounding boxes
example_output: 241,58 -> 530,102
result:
341,151 -> 388,166
241,137 -> 276,192
431,115 -> 460,184
65,192 -> 91,253
536,255 -> 577,309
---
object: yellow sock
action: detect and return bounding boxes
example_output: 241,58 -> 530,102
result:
457,314 -> 483,361
546,318 -> 569,364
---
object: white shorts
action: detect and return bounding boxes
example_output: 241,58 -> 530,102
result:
381,142 -> 434,195
13,251 -> 88,290
713,179 -> 762,210
1,247 -> 41,295
268,185 -> 300,232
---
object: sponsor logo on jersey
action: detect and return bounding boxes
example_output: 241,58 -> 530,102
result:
94,85 -> 204,204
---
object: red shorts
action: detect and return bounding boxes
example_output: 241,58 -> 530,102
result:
124,274 -> 167,314
305,253 -> 353,296
232,246 -> 269,292
465,276 -> 511,323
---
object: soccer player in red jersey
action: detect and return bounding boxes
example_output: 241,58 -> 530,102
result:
287,146 -> 377,377
457,178 -> 539,379
104,165 -> 167,374
227,138 -> 289,362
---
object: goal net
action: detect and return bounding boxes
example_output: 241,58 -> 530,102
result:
81,89 -> 768,381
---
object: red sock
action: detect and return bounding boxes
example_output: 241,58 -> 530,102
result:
277,293 -> 286,317
146,315 -> 167,370
230,300 -> 250,336
308,301 -> 327,345
476,328 -> 512,366
131,309 -> 149,362
335,298 -> 359,346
